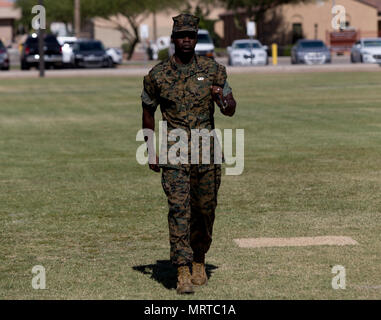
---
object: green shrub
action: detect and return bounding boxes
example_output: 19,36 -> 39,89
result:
281,44 -> 293,57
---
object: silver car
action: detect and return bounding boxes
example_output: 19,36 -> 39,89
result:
291,39 -> 331,65
350,38 -> 381,64
0,40 -> 10,71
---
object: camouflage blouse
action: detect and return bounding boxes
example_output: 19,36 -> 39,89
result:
141,54 -> 232,170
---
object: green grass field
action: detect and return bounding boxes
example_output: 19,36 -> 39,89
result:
1,71 -> 381,300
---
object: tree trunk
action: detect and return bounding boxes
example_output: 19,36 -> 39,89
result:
109,15 -> 141,61
126,16 -> 140,60
127,36 -> 140,60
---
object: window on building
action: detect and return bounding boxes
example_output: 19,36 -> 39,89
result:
292,23 -> 303,44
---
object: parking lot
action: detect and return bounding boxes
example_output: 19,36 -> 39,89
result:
1,54 -> 379,79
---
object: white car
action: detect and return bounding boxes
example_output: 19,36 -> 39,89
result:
57,36 -> 77,66
351,38 -> 381,64
195,29 -> 215,58
106,48 -> 123,65
228,39 -> 268,66
169,29 -> 215,58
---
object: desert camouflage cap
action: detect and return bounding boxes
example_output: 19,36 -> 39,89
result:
172,13 -> 200,34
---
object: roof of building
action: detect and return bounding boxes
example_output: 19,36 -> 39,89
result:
0,1 -> 21,20
0,0 -> 13,8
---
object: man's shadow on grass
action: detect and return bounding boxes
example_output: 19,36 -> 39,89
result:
133,260 -> 218,290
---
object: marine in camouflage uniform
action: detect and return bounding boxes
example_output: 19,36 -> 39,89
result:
141,13 -> 236,294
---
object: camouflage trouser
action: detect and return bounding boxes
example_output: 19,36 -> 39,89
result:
161,165 -> 222,266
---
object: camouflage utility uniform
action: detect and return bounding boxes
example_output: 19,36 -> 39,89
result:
142,46 -> 232,266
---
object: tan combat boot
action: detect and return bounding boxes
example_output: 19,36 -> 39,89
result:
192,262 -> 208,286
176,265 -> 194,294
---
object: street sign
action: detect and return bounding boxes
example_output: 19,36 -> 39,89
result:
140,24 -> 149,40
247,21 -> 256,37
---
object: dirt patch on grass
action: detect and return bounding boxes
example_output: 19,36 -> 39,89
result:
234,236 -> 358,248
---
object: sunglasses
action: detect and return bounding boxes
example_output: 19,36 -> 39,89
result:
172,31 -> 197,40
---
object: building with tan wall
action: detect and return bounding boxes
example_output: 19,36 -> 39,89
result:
220,0 -> 381,47
0,0 -> 21,45
90,0 -> 380,52
281,0 -> 380,42
92,1 -> 226,49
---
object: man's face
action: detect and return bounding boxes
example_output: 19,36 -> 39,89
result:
172,31 -> 198,54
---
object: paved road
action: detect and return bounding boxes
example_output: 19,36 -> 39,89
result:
1,54 -> 379,79
1,63 -> 379,79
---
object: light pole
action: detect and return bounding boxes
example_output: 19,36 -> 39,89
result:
153,11 -> 157,43
75,0 -> 81,37
38,0 -> 45,78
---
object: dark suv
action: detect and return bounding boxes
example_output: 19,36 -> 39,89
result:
21,34 -> 63,70
0,40 -> 10,71
71,39 -> 113,68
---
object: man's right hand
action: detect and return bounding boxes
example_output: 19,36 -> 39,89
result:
149,155 -> 161,173
210,85 -> 225,109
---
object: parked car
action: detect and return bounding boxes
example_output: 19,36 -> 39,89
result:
195,29 -> 215,58
106,47 -> 123,66
169,29 -> 215,58
20,33 -> 63,70
57,36 -> 77,67
71,39 -> 113,68
227,39 -> 268,66
291,39 -> 331,65
0,40 -> 10,71
350,38 -> 381,64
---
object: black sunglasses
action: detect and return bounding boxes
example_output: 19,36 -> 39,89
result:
172,31 -> 197,40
